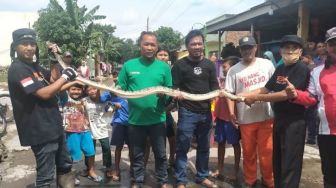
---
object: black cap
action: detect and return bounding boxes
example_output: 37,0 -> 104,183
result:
239,36 -> 256,47
12,28 -> 37,47
63,51 -> 73,57
280,35 -> 303,48
325,27 -> 336,42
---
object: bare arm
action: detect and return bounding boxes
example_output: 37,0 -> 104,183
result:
48,44 -> 62,83
50,63 -> 61,83
34,67 -> 78,100
244,90 -> 289,106
34,77 -> 67,100
59,81 -> 84,92
239,87 -> 270,97
226,97 -> 238,125
255,90 -> 289,102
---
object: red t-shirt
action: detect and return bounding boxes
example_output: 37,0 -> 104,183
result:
214,97 -> 230,121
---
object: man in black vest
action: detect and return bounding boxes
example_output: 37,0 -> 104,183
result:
7,28 -> 78,188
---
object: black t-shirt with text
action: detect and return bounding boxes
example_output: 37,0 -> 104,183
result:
265,62 -> 310,117
172,57 -> 219,112
8,59 -> 63,146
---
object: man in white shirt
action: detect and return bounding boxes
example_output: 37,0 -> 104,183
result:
225,36 -> 275,188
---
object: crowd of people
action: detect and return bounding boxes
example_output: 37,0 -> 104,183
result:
6,25 -> 336,188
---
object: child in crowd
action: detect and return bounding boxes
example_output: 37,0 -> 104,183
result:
62,83 -> 102,184
212,56 -> 241,182
82,85 -> 113,177
301,52 -> 316,70
100,91 -> 130,182
157,47 -> 177,167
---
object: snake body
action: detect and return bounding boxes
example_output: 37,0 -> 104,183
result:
49,42 -> 243,101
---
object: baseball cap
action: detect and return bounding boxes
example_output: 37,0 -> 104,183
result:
325,27 -> 336,42
239,36 -> 256,47
63,51 -> 73,57
280,35 -> 303,48
12,28 -> 37,47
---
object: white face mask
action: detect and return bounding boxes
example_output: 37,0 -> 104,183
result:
281,46 -> 302,65
282,53 -> 300,64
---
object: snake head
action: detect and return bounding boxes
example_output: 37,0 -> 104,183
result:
46,41 -> 62,54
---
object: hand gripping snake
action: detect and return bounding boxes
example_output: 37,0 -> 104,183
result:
47,42 -> 244,101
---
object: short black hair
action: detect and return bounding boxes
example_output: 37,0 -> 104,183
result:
222,56 -> 240,67
185,29 -> 205,46
70,83 -> 84,89
316,41 -> 326,45
157,46 -> 169,54
112,71 -> 119,76
139,31 -> 157,44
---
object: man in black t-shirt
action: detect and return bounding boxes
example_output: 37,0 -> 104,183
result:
172,30 -> 219,188
7,28 -> 78,187
241,35 -> 310,188
63,51 -> 74,66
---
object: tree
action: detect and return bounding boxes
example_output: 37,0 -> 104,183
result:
34,0 -> 140,67
34,0 -> 107,65
154,26 -> 183,51
117,39 -> 140,63
85,23 -> 120,61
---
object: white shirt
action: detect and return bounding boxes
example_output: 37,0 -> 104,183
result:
84,97 -> 109,139
225,58 -> 275,124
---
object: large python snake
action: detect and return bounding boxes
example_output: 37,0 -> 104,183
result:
47,42 -> 243,101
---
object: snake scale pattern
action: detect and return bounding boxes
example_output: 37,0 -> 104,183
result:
48,42 -> 243,101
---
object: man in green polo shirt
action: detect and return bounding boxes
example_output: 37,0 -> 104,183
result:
117,31 -> 172,188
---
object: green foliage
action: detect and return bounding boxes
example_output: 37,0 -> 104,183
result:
33,0 -> 176,65
154,26 -> 182,51
117,39 -> 140,63
34,0 -> 107,65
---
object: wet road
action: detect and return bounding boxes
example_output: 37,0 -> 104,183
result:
0,122 -> 323,188
0,82 -> 323,188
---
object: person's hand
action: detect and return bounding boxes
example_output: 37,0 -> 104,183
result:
237,92 -> 248,97
105,102 -> 120,112
236,95 -> 245,102
47,43 -> 61,54
218,89 -> 226,97
104,102 -> 114,112
114,103 -> 121,109
157,93 -> 165,98
174,90 -> 184,100
61,67 -> 78,81
244,95 -> 257,106
237,92 -> 250,102
284,79 -> 297,99
229,113 -> 239,129
47,43 -> 61,63
232,123 -> 239,129
50,44 -> 58,54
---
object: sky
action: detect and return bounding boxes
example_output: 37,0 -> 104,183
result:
0,0 -> 265,65
0,0 -> 265,39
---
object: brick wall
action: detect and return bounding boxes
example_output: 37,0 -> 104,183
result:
225,31 -> 250,46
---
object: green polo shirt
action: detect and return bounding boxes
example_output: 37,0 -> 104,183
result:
117,57 -> 172,126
